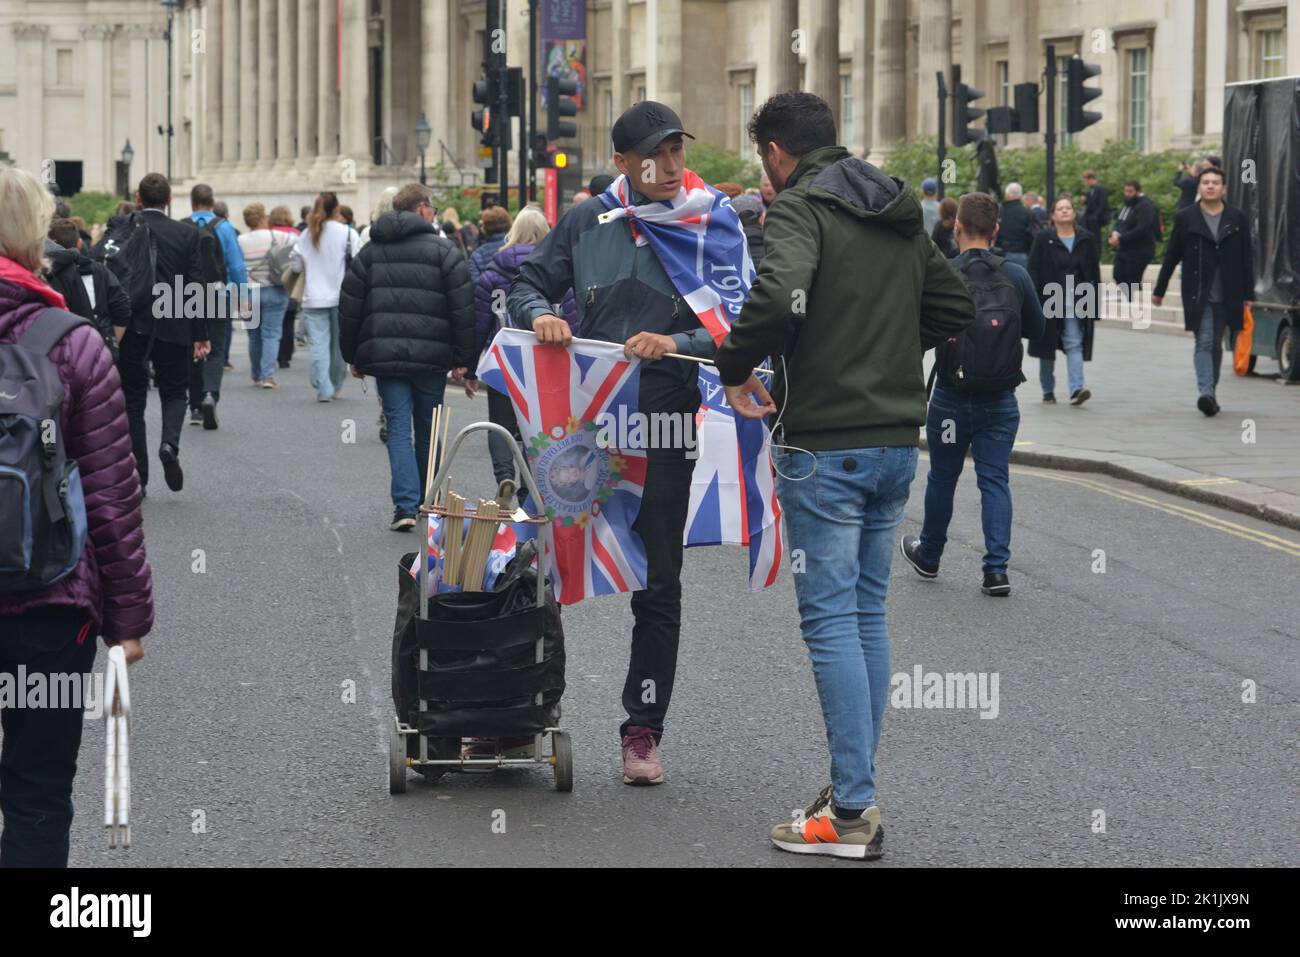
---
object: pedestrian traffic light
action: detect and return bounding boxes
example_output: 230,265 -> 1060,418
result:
547,75 -> 579,141
472,74 -> 496,147
953,82 -> 986,147
1066,57 -> 1103,133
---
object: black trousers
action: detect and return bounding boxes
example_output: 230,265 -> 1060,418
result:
0,605 -> 97,868
621,452 -> 696,740
1113,253 -> 1152,295
277,300 -> 297,366
486,385 -> 523,487
189,317 -> 230,408
119,331 -> 189,489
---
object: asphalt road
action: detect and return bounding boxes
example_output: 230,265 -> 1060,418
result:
64,342 -> 1300,867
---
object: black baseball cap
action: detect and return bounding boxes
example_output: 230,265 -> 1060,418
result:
611,101 -> 695,155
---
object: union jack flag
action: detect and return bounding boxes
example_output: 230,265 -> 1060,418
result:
597,170 -> 754,345
477,328 -> 648,605
409,516 -> 520,595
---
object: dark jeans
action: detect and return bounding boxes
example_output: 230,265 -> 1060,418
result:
1113,253 -> 1152,295
119,331 -> 189,488
919,385 -> 1020,575
189,317 -> 230,408
621,452 -> 696,740
0,605 -> 97,868
486,385 -> 523,486
277,300 -> 297,366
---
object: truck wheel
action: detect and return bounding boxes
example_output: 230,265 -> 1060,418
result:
1279,322 -> 1299,382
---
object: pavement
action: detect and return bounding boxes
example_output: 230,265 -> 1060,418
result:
925,322 -> 1300,530
55,334 -> 1300,868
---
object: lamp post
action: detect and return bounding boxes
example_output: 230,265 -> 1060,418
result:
415,112 -> 432,186
120,139 -> 135,200
160,0 -> 178,181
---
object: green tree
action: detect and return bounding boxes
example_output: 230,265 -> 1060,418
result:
67,191 -> 122,229
687,142 -> 762,189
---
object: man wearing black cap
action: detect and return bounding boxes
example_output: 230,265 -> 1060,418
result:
507,101 -> 717,787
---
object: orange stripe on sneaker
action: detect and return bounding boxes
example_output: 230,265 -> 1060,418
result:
804,816 -> 839,844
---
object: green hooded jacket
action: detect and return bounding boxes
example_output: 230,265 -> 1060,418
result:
715,146 -> 975,451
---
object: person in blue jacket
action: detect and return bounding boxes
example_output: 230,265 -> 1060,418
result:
188,183 -> 247,429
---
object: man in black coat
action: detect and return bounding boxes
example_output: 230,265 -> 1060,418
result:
1109,179 -> 1160,294
45,218 -> 131,362
1153,167 -> 1255,416
996,183 -> 1035,269
114,173 -> 211,493
339,182 -> 475,530
1081,171 -> 1110,237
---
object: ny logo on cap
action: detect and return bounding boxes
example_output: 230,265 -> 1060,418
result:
644,108 -> 664,126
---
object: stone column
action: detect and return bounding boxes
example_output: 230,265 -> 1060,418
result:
239,0 -> 258,164
1007,0 -> 1039,148
258,0 -> 276,163
318,0 -> 341,163
127,25 -> 151,173
1204,0 -> 1228,140
202,0 -> 222,171
767,0 -> 799,96
917,0 -> 952,138
611,0 -> 630,109
646,0 -> 682,112
298,0 -> 319,161
958,0 -> 985,98
80,24 -> 114,191
12,24 -> 48,173
868,0 -> 906,165
850,0 -> 874,157
222,0 -> 238,163
421,0 -> 451,164
340,0 -> 370,162
807,0 -> 840,128
278,0 -> 297,162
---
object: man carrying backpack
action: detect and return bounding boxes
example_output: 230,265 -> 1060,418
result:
187,183 -> 247,430
901,192 -> 1045,597
114,173 -> 211,492
44,218 -> 131,363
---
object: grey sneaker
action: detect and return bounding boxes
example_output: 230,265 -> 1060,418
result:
770,785 -> 884,860
621,726 -> 664,785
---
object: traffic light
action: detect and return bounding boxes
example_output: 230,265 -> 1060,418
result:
1066,57 -> 1102,133
546,75 -> 579,141
953,82 -> 986,147
472,74 -> 496,147
1013,82 -> 1040,133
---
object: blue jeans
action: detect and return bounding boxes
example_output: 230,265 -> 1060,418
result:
775,445 -> 919,811
376,374 -> 448,513
1038,314 -> 1085,396
247,285 -> 289,383
1194,304 -> 1225,397
1004,251 -> 1030,270
918,385 -> 1020,575
302,306 -> 347,399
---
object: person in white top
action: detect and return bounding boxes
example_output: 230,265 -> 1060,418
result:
237,203 -> 292,389
289,192 -> 361,401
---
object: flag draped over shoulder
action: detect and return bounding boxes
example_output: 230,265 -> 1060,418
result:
597,171 -> 754,345
477,328 -> 648,605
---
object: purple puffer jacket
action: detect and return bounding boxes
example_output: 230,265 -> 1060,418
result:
0,275 -> 153,643
472,243 -> 577,366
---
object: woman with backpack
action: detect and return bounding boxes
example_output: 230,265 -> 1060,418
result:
0,166 -> 153,866
1028,195 -> 1102,406
289,192 -> 360,402
237,203 -> 293,389
471,207 -> 577,487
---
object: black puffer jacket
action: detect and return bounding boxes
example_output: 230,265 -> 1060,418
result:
44,242 -> 131,361
339,211 -> 475,376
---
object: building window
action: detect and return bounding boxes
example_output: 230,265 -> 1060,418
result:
996,60 -> 1009,145
839,74 -> 852,149
56,48 -> 74,87
1259,29 -> 1285,78
1057,55 -> 1074,148
1126,47 -> 1149,151
739,81 -> 754,157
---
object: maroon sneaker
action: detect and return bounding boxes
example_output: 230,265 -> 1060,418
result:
621,726 -> 664,785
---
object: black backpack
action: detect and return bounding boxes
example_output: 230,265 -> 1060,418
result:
936,253 -> 1025,392
108,213 -> 159,318
191,216 -> 228,288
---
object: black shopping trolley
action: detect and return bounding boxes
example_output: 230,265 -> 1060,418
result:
388,421 -> 573,793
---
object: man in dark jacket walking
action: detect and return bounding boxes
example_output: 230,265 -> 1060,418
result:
714,91 -> 974,859
45,218 -> 131,362
116,173 -> 211,493
1109,179 -> 1161,294
1081,171 -> 1110,237
996,183 -> 1035,269
1153,166 -> 1255,416
506,101 -> 720,788
339,183 -> 475,530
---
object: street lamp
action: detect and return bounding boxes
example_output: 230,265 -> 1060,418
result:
415,113 -> 432,186
160,0 -> 178,181
120,139 -> 135,200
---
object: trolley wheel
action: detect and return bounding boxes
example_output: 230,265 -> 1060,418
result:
388,723 -> 408,795
552,730 -> 573,792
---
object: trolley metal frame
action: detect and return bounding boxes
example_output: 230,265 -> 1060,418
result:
389,421 -> 573,791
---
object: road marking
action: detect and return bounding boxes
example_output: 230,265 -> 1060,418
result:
1178,476 -> 1240,487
